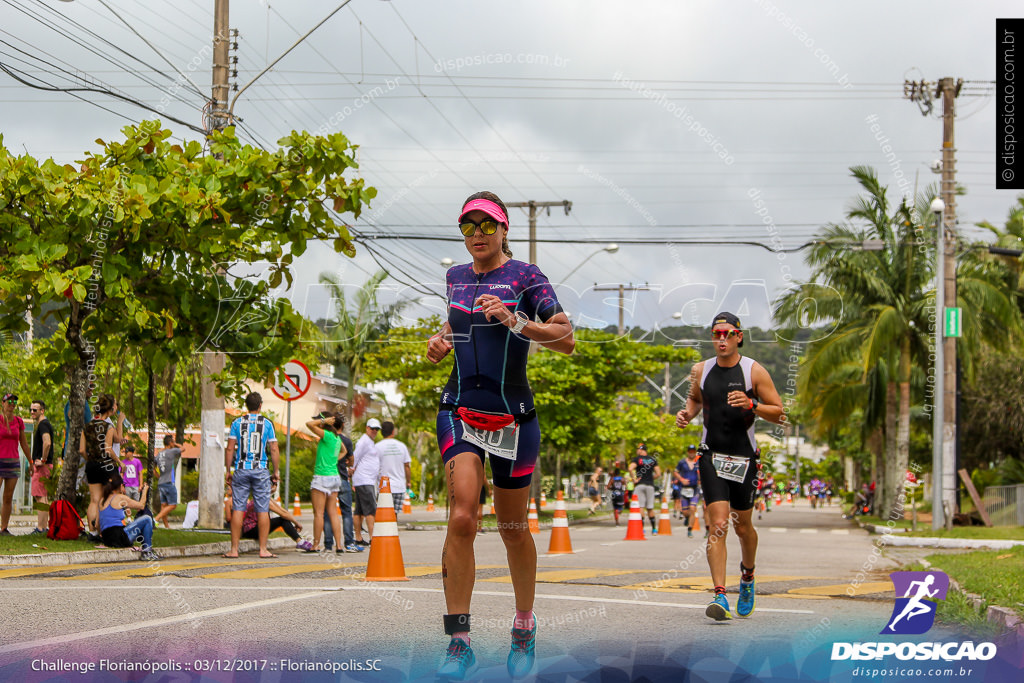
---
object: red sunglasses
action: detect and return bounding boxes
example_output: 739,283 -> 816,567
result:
711,329 -> 741,340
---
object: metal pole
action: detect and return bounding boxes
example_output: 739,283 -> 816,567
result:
286,400 -> 292,504
932,207 -> 945,530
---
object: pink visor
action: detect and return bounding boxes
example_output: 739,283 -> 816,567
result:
458,198 -> 508,226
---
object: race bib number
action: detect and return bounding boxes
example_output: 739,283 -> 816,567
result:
460,422 -> 519,461
680,487 -> 695,498
711,453 -> 751,483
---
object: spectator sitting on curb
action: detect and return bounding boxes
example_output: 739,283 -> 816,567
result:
224,483 -> 311,551
97,473 -> 159,561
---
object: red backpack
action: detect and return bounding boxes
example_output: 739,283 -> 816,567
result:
48,500 -> 82,541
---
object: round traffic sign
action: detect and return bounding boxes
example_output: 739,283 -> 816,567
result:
271,359 -> 312,401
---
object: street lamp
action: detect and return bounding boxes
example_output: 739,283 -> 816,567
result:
930,196 -> 945,530
561,243 -> 619,283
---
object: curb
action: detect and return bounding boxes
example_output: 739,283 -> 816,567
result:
920,558 -> 1024,637
877,535 -> 1024,550
0,537 -> 294,567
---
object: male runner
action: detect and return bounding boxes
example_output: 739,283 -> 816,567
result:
673,444 -> 700,538
675,312 -> 784,620
628,443 -> 660,535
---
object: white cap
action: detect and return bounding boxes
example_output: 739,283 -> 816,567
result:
366,418 -> 382,429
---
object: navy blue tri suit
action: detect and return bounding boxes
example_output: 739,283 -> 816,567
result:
436,259 -> 562,489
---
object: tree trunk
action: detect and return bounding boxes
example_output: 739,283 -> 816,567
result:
892,338 -> 913,523
345,363 -> 357,428
56,302 -> 94,503
146,364 -> 158,498
882,381 -> 900,519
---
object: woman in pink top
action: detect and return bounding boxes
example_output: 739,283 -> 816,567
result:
0,393 -> 30,535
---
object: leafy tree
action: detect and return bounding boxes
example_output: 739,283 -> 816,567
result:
0,122 -> 374,501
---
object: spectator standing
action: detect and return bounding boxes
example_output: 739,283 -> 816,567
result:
304,412 -> 346,553
80,394 -> 123,538
29,399 -> 54,534
224,392 -> 280,559
351,418 -> 381,545
322,414 -> 362,553
376,421 -> 412,515
153,436 -> 182,529
0,394 -> 30,536
120,445 -> 143,501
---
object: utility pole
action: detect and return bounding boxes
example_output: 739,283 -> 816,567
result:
593,283 -> 651,336
506,200 -> 572,265
938,77 -> 962,527
905,77 -> 962,528
594,283 -> 651,460
197,0 -> 231,529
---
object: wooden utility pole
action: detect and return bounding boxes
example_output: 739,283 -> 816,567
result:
506,200 -> 572,265
197,0 -> 231,529
593,283 -> 651,336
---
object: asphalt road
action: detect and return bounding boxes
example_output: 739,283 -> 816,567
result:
0,501 -> 976,681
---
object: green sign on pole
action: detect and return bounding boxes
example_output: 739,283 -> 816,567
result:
945,307 -> 962,338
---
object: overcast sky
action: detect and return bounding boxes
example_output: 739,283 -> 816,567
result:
1,0 -> 1015,332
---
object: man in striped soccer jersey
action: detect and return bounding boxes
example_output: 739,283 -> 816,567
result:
224,392 -> 280,558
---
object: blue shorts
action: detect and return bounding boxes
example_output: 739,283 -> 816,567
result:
436,409 -> 540,490
158,482 -> 178,505
232,468 -> 272,513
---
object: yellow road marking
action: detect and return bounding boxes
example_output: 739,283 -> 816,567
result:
0,563 -> 120,579
482,568 -> 635,584
197,563 -> 364,580
59,560 -> 242,581
788,582 -> 892,597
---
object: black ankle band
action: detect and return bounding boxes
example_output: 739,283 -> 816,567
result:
740,563 -> 755,574
444,613 -> 471,635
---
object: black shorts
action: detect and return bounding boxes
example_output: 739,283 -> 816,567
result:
696,450 -> 760,512
85,459 -> 117,485
353,484 -> 377,516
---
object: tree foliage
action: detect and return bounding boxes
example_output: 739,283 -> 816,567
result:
0,121 -> 373,500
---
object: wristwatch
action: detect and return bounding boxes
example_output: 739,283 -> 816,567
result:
510,311 -> 530,334
750,397 -> 760,411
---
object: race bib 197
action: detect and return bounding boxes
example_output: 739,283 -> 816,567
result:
461,422 -> 519,461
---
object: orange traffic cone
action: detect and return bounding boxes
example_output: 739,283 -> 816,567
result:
365,476 -> 409,582
528,498 -> 540,534
658,500 -> 672,536
775,494 -> 782,506
402,495 -> 412,515
275,493 -> 283,508
293,493 -> 301,517
787,492 -> 793,505
540,491 -> 547,508
691,505 -> 701,532
624,494 -> 646,540
489,501 -> 496,515
547,491 -> 573,554
427,495 -> 435,512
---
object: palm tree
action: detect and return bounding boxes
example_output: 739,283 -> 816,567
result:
320,270 -> 412,426
776,167 -> 935,519
778,167 -> 1020,519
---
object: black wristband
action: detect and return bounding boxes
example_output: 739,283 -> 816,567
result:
750,397 -> 759,411
443,613 -> 471,635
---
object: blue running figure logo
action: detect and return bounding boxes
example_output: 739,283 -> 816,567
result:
881,571 -> 949,635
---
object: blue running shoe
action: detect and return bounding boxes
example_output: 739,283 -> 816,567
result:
737,578 -> 755,617
437,638 -> 476,680
507,615 -> 537,678
705,593 -> 732,621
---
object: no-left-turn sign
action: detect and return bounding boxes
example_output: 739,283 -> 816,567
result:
271,360 -> 312,401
